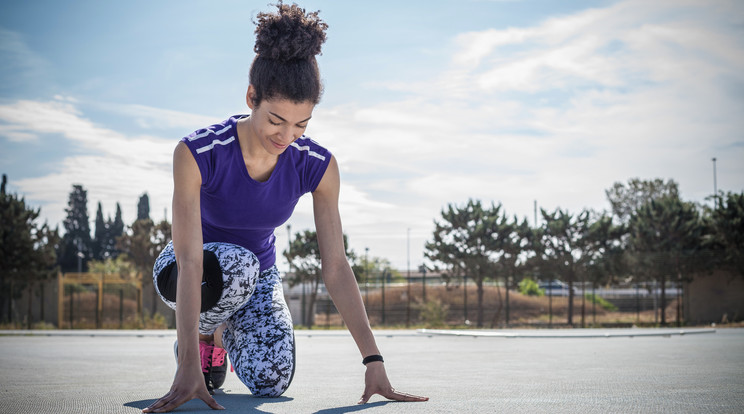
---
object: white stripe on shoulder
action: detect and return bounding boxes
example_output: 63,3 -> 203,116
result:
195,136 -> 235,154
290,142 -> 326,161
188,125 -> 232,141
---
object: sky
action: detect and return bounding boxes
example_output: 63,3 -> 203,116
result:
1,0 -> 743,272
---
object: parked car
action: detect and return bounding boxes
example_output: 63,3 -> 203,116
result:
538,280 -> 576,297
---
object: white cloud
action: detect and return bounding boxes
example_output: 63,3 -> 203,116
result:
2,0 -> 743,271
93,102 -> 222,132
0,98 -> 175,229
447,0 -> 744,97
303,0 -> 744,267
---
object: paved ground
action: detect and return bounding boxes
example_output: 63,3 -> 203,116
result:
1,328 -> 742,413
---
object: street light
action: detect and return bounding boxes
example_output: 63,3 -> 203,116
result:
76,238 -> 84,273
364,247 -> 369,309
712,157 -> 718,209
406,228 -> 411,327
77,252 -> 84,273
74,241 -> 83,330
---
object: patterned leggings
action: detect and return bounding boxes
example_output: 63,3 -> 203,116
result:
153,241 -> 295,397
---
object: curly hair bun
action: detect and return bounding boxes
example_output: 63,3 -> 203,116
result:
254,2 -> 328,62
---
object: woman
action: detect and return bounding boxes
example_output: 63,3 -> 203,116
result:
143,3 -> 428,412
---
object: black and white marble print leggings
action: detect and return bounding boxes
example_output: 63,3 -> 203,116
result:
153,241 -> 295,397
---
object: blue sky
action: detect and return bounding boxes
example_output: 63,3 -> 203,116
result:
2,0 -> 743,271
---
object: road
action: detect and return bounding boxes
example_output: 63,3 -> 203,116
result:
0,328 -> 742,413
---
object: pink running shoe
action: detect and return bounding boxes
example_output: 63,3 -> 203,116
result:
174,340 -> 228,394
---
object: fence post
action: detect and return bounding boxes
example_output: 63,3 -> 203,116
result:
69,285 -> 74,329
137,274 -> 144,325
463,274 -> 468,324
119,289 -> 124,329
505,276 -> 510,326
40,283 -> 45,323
548,284 -> 553,328
97,273 -> 104,329
381,270 -> 386,325
57,272 -> 63,329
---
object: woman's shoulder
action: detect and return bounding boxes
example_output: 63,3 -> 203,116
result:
181,115 -> 243,152
285,135 -> 332,194
179,115 -> 245,187
288,135 -> 331,162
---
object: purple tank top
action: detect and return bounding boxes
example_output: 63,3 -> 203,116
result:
181,115 -> 331,271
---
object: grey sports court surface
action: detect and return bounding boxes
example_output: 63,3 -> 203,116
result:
1,327 -> 742,413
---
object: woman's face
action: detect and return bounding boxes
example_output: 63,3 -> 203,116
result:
247,88 -> 315,156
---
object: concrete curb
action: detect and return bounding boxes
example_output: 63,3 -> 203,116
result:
1,327 -> 718,339
417,328 -> 717,338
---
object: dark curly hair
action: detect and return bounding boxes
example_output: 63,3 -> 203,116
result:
249,2 -> 328,106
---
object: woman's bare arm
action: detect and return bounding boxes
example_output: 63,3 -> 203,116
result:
312,156 -> 428,404
144,142 -> 223,413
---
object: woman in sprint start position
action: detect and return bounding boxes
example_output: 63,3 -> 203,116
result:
143,3 -> 428,412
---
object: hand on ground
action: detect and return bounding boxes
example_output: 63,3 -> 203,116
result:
143,362 -> 224,413
358,362 -> 429,404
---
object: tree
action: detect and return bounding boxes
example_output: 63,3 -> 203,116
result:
357,256 -> 397,283
579,211 -> 626,325
606,178 -> 679,224
425,199 -> 501,328
137,193 -> 150,221
486,215 -> 532,327
58,185 -> 92,273
93,202 -> 125,261
283,229 -> 355,327
535,208 -> 593,326
107,203 -> 125,259
93,202 -> 106,261
707,192 -> 744,278
285,230 -> 321,327
629,196 -> 704,325
0,174 -> 59,323
29,221 -> 61,326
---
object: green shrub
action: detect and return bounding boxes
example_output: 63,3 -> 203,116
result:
415,298 -> 449,328
519,278 -> 544,296
145,312 -> 169,329
122,312 -> 169,329
584,293 -> 617,311
32,321 -> 56,330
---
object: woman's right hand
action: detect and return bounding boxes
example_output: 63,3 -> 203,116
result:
143,359 -> 224,413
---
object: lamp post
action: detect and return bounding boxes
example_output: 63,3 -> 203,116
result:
712,157 -> 718,209
406,228 -> 411,327
76,239 -> 84,274
364,247 -> 369,309
74,241 -> 83,330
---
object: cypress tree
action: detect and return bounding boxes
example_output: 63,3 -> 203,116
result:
108,203 -> 124,258
58,185 -> 92,272
137,193 -> 150,221
93,202 -> 106,261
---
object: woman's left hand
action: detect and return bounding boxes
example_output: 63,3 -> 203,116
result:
358,362 -> 429,404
